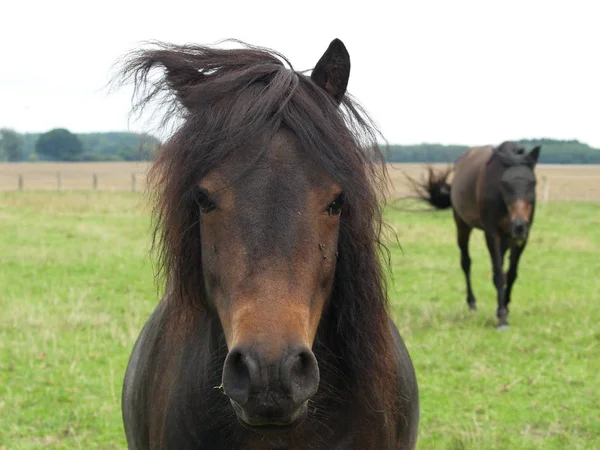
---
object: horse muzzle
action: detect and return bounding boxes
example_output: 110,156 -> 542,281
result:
510,218 -> 530,245
222,344 -> 319,432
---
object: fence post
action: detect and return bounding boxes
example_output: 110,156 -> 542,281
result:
57,172 -> 62,191
18,174 -> 23,191
93,173 -> 98,190
542,176 -> 550,203
131,173 -> 136,192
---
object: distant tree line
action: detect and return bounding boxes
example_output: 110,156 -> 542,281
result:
2,128 -> 600,164
0,129 -> 25,161
384,139 -> 600,164
0,128 -> 160,162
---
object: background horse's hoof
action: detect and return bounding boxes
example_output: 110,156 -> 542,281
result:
468,303 -> 477,311
497,323 -> 510,331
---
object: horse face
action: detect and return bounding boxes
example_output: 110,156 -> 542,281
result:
197,130 -> 342,430
500,165 -> 536,243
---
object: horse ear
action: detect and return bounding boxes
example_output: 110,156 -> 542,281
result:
164,65 -> 205,110
527,145 -> 542,166
311,39 -> 351,103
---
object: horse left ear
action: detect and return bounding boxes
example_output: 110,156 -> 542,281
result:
165,65 -> 205,110
311,39 -> 351,104
527,145 -> 542,166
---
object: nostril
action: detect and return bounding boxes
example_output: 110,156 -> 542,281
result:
282,347 -> 320,404
513,220 -> 528,235
222,348 -> 256,406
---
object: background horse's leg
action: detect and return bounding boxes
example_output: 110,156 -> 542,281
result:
505,243 -> 526,310
484,232 -> 510,328
454,211 -> 476,310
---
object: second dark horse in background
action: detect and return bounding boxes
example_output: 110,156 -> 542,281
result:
412,142 -> 541,328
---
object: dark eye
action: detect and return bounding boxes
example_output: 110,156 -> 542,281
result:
194,189 -> 217,213
327,193 -> 345,216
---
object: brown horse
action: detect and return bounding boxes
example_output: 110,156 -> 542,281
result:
119,39 -> 419,449
411,141 -> 541,328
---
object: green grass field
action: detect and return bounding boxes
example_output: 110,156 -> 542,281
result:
1,192 -> 599,449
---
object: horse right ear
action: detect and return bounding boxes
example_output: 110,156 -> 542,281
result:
164,64 -> 205,110
527,145 -> 542,166
311,39 -> 351,104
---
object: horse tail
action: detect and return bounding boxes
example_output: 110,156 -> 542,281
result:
407,166 -> 453,210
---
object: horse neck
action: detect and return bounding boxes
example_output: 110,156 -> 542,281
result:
479,156 -> 511,221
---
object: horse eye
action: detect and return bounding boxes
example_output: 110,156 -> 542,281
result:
327,193 -> 345,216
195,189 -> 217,213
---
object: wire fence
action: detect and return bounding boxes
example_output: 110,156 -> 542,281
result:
1,164 -> 599,201
386,164 -> 600,202
1,171 -> 147,192
0,163 -> 152,193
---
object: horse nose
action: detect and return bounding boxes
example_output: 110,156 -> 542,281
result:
281,345 -> 320,404
514,223 -> 524,234
222,345 -> 319,407
221,347 -> 259,406
512,219 -> 528,236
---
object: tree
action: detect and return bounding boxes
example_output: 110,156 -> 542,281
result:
0,128 -> 25,161
117,146 -> 140,161
35,128 -> 83,161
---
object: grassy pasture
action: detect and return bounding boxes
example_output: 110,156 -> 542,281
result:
1,191 -> 599,449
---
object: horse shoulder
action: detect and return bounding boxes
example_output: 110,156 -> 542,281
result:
477,149 -> 509,228
122,298 -> 172,449
388,317 -> 420,450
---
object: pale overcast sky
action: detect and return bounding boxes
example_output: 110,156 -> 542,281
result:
1,0 -> 599,146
